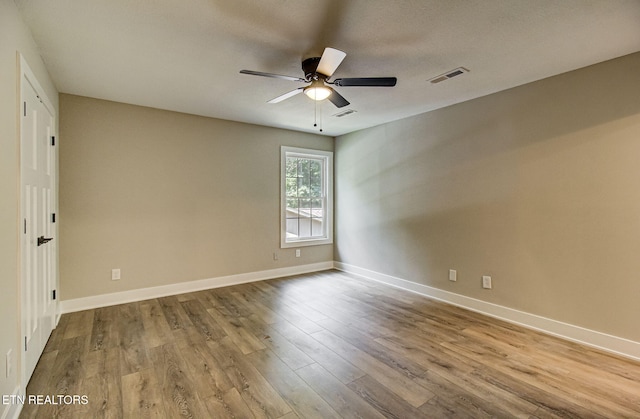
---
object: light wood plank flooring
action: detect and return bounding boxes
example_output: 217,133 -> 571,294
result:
20,270 -> 640,418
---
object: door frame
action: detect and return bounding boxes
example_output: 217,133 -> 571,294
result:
18,52 -> 59,392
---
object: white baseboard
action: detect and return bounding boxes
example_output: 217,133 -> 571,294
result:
59,262 -> 334,313
334,261 -> 640,362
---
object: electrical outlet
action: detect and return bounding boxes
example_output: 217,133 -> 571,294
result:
111,269 -> 121,281
295,249 -> 301,258
6,349 -> 12,378
449,269 -> 457,282
273,252 -> 278,261
482,275 -> 492,289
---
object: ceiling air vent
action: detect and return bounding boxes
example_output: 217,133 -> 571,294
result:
428,67 -> 469,84
333,109 -> 357,118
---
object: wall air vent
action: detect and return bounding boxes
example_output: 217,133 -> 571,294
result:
333,109 -> 357,118
428,67 -> 469,84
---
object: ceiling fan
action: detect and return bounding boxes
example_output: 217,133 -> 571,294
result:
240,47 -> 397,108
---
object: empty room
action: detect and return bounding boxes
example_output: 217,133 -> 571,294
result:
2,0 -> 640,418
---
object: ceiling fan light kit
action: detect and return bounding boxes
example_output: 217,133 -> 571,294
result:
304,80 -> 332,101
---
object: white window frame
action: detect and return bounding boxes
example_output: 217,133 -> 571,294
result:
281,146 -> 333,248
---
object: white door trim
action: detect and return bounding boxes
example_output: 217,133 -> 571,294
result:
18,52 -> 59,393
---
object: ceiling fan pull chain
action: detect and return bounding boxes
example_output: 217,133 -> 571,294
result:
313,99 -> 318,128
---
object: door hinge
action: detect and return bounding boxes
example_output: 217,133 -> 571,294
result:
52,213 -> 56,223
52,290 -> 56,300
23,102 -> 26,117
24,336 -> 27,352
24,219 -> 27,234
51,136 -> 55,146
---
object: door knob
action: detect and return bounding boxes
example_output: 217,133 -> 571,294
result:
37,236 -> 53,246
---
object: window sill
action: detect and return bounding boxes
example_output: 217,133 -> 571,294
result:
281,237 -> 333,248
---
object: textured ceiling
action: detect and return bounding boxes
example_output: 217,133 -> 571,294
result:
15,0 -> 640,136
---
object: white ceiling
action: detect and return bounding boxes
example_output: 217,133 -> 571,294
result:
15,0 -> 640,137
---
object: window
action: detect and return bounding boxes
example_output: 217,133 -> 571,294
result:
281,146 -> 333,247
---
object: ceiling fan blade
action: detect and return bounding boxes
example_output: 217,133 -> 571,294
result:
333,77 -> 397,87
240,70 -> 306,83
327,88 -> 350,108
316,48 -> 346,77
268,88 -> 304,104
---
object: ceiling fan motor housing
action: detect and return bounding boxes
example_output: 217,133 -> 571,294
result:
302,57 -> 323,80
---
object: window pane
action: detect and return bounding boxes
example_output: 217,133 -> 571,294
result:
297,177 -> 309,197
312,219 -> 324,237
298,159 -> 309,181
298,198 -> 312,209
286,158 -> 298,178
286,178 -> 297,198
310,177 -> 321,196
299,217 -> 311,238
286,218 -> 299,237
285,205 -> 298,219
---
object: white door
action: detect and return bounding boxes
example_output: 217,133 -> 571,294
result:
20,55 -> 57,385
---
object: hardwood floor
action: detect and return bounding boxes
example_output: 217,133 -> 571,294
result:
20,270 -> 640,418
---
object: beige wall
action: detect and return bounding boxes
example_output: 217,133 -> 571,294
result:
0,0 -> 59,406
59,94 -> 333,300
335,52 -> 640,342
